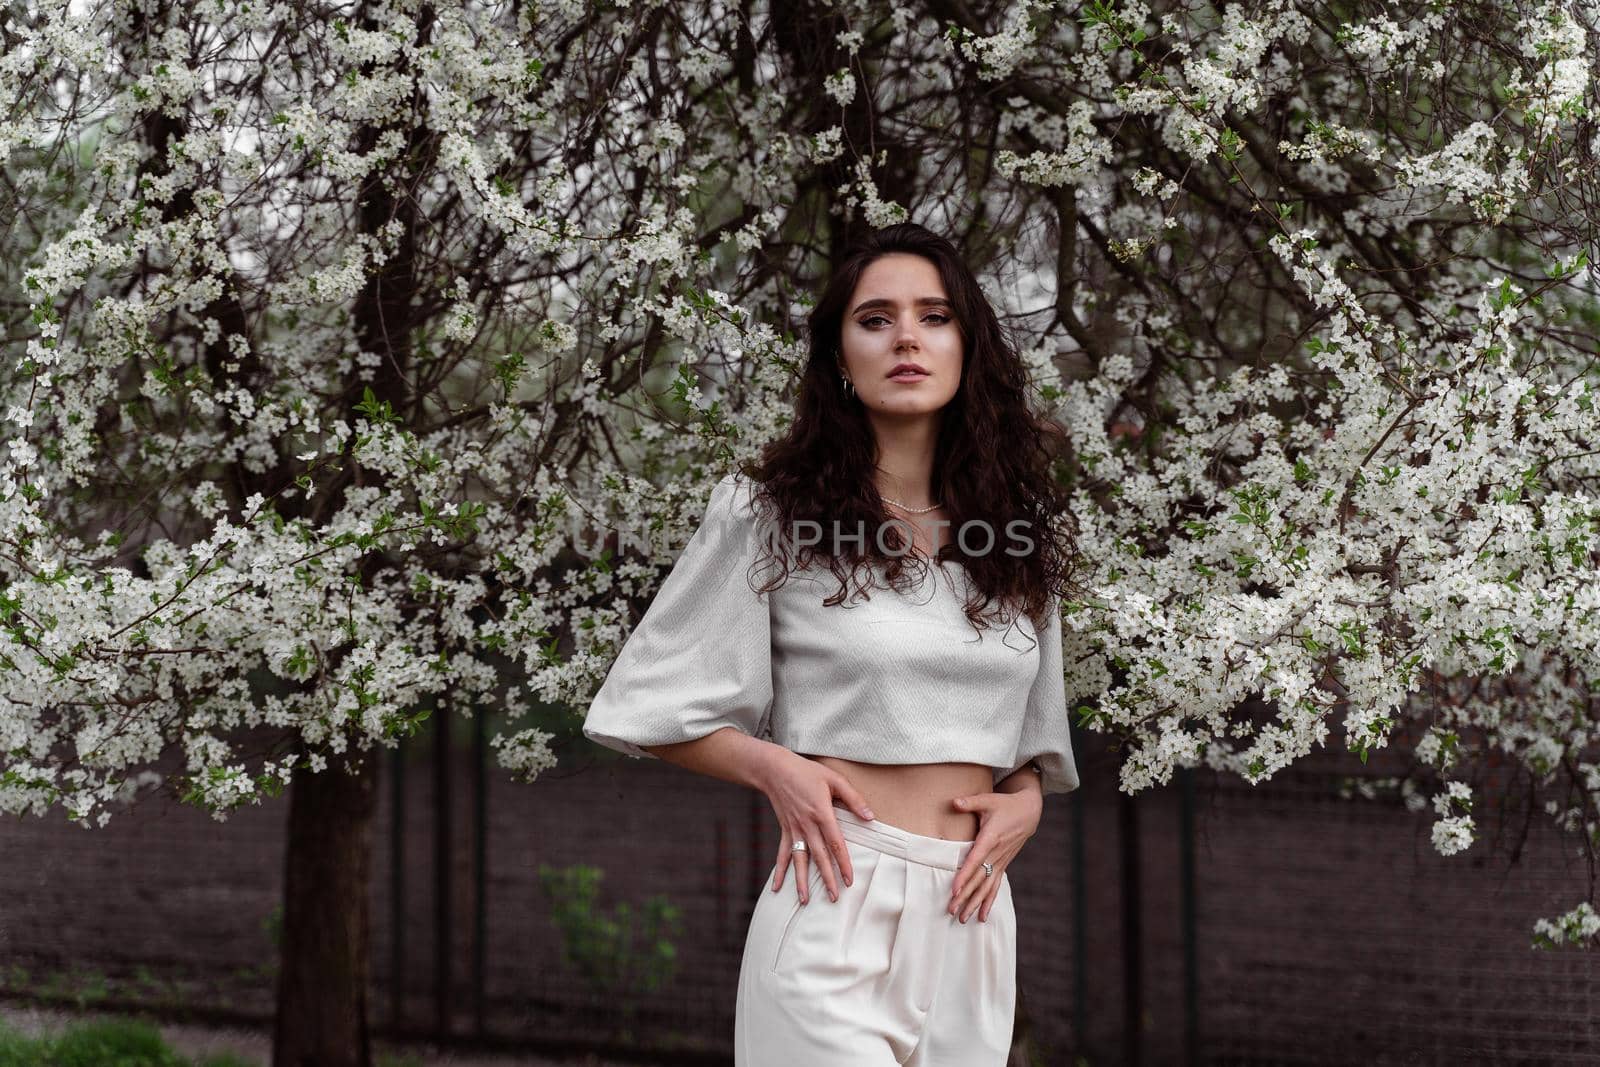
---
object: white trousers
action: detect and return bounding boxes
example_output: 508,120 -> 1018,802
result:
734,806 -> 1017,1066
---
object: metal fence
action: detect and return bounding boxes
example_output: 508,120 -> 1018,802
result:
3,710 -> 1599,1064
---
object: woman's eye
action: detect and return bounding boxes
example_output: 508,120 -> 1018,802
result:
859,313 -> 950,328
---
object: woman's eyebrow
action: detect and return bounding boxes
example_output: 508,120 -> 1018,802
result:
850,297 -> 952,315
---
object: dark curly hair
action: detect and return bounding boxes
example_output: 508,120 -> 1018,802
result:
741,222 -> 1080,637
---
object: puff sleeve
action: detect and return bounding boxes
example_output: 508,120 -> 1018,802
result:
994,594 -> 1081,795
582,474 -> 775,759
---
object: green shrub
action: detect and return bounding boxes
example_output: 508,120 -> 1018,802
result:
537,862 -> 684,1002
0,1015 -> 258,1067
45,1017 -> 185,1067
0,1020 -> 38,1067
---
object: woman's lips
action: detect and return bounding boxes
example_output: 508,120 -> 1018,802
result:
888,371 -> 929,382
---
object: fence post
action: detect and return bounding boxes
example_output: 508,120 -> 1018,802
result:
715,815 -> 730,945
1179,766 -> 1199,1064
390,737 -> 406,1030
434,704 -> 452,1034
749,789 -> 766,908
1120,788 -> 1141,1067
473,704 -> 488,1036
1072,785 -> 1088,1058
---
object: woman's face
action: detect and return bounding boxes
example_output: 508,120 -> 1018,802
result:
837,253 -> 963,419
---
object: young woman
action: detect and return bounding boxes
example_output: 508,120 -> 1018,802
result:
583,222 -> 1081,1066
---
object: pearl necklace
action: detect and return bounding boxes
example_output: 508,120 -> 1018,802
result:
882,496 -> 942,515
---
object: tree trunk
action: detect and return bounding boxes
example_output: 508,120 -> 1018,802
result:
273,744 -> 380,1067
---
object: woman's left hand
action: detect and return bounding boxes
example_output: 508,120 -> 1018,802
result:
947,788 -> 1043,923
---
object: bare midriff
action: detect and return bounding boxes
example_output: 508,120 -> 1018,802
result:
806,754 -> 992,841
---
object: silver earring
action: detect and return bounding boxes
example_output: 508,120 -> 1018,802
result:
840,374 -> 855,399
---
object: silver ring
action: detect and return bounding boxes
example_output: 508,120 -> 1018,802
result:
791,840 -> 808,852
981,862 -> 993,877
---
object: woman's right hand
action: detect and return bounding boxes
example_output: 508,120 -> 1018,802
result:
758,748 -> 875,905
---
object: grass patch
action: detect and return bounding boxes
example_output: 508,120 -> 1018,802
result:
0,1015 -> 254,1067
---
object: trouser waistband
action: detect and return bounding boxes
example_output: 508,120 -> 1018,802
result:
832,805 -> 972,871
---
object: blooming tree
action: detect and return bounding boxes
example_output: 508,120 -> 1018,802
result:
1035,0 -> 1600,948
4,0 -> 1600,1059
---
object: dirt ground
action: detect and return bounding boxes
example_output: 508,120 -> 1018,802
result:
0,1004 -> 655,1067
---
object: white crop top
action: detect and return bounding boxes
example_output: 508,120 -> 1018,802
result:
582,472 -> 1081,795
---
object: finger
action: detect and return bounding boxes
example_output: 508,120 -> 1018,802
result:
974,876 -> 1002,923
951,866 -> 985,920
949,862 -> 976,918
949,836 -> 993,908
792,831 -> 813,903
820,812 -> 854,889
953,794 -> 989,814
772,830 -> 791,892
831,776 -> 876,822
957,864 -> 997,923
968,870 -> 1002,923
952,841 -> 1009,919
803,817 -> 840,902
